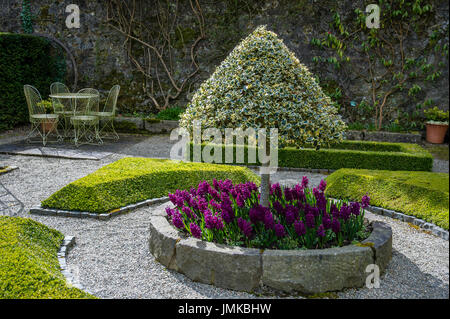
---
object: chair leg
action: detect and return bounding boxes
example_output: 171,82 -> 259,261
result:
99,118 -> 119,140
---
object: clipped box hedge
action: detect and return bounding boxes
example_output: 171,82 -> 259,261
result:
325,169 -> 449,230
0,33 -> 65,131
188,140 -> 433,171
42,157 -> 260,214
0,216 -> 94,299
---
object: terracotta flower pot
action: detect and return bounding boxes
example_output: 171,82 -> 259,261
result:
41,120 -> 57,134
426,123 -> 448,144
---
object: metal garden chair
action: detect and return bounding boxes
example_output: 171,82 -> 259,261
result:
70,88 -> 102,147
91,85 -> 120,140
24,85 -> 62,146
50,82 -> 73,136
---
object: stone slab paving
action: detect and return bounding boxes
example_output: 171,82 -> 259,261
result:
0,133 -> 448,299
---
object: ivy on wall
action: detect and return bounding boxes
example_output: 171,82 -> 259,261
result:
20,0 -> 33,34
309,0 -> 449,131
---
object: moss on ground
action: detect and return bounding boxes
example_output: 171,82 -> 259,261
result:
325,169 -> 449,230
42,158 -> 260,214
0,216 -> 94,299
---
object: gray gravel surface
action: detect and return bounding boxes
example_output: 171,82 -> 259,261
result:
0,133 -> 448,299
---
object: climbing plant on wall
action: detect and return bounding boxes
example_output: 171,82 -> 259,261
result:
106,0 -> 206,111
20,0 -> 33,34
310,0 -> 449,130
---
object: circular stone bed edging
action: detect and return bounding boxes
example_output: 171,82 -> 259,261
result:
148,206 -> 392,295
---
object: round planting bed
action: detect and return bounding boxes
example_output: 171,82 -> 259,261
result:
148,205 -> 392,295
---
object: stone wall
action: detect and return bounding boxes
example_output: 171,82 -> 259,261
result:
1,0 -> 448,123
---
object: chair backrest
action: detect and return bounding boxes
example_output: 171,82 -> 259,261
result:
75,88 -> 99,115
50,82 -> 70,95
23,85 -> 43,117
103,85 -> 120,115
50,82 -> 72,112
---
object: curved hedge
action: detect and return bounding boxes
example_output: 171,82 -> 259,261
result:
325,169 -> 449,230
41,157 -> 260,214
0,33 -> 65,131
188,140 -> 433,171
0,216 -> 93,299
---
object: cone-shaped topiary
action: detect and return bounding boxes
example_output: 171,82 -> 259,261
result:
180,25 -> 346,148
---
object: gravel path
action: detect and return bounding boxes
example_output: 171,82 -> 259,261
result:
0,133 -> 448,299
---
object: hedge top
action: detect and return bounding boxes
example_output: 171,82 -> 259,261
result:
180,25 -> 346,148
42,157 -> 260,213
0,216 -> 94,299
325,169 -> 449,230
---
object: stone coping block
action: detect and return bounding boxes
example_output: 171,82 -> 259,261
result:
261,245 -> 373,294
364,205 -> 448,241
30,197 -> 169,220
58,236 -> 84,290
148,205 -> 393,294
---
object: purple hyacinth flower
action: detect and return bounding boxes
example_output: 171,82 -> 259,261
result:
165,207 -> 174,217
272,201 -> 285,216
305,213 -> 315,228
294,220 -> 306,236
270,183 -> 282,199
323,214 -> 332,229
350,202 -> 361,216
274,224 -> 286,237
189,223 -> 202,239
285,205 -> 299,224
284,187 -> 293,202
318,179 -> 327,192
340,204 -> 351,221
172,212 -> 184,229
330,203 -> 339,218
182,206 -> 193,219
362,195 -> 370,208
301,176 -> 309,188
331,218 -> 341,234
236,194 -> 245,208
237,217 -> 253,238
264,211 -> 275,230
249,205 -> 265,223
317,224 -> 325,237
204,210 -> 214,229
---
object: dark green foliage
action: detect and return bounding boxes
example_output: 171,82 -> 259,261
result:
0,33 -> 65,131
155,106 -> 184,121
325,169 -> 449,230
0,216 -> 94,298
188,140 -> 433,171
42,157 -> 260,213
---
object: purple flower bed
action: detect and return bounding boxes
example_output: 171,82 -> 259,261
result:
166,177 -> 371,249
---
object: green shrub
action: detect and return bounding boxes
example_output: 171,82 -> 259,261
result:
180,25 -> 346,148
0,216 -> 94,298
0,33 -> 65,131
424,106 -> 449,124
155,106 -> 184,121
325,169 -> 449,230
188,140 -> 433,171
42,157 -> 260,213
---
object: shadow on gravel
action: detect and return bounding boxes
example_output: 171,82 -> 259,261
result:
0,134 -> 178,160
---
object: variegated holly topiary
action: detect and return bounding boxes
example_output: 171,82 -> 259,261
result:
180,25 -> 346,148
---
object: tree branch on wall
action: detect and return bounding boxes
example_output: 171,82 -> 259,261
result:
106,0 -> 205,111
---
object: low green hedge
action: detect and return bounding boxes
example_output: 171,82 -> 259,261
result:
0,216 -> 94,299
188,140 -> 433,171
42,157 -> 260,214
325,169 -> 449,230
